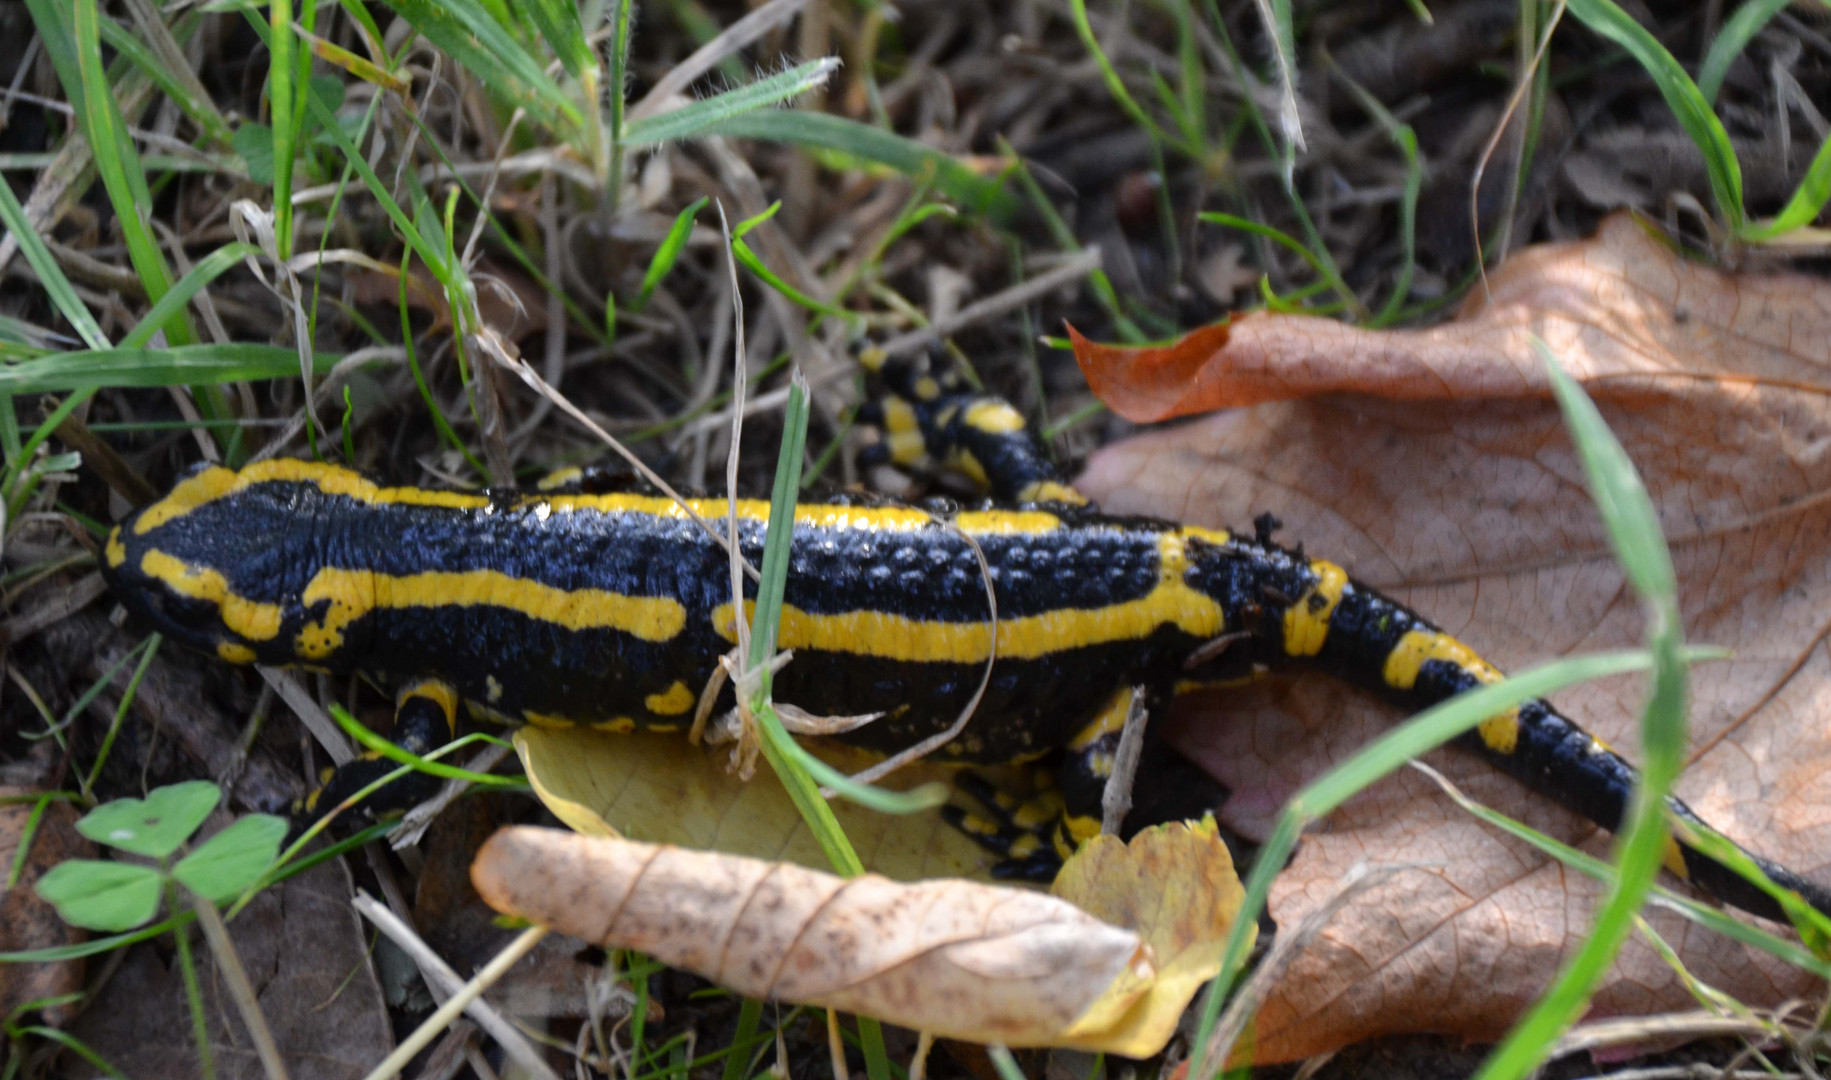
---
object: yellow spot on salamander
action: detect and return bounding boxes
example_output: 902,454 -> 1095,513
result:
1012,799 -> 1058,830
1477,709 -> 1521,755
1381,629 -> 1504,690
885,431 -> 928,466
104,528 -> 127,568
1662,835 -> 1692,881
913,376 -> 942,400
595,717 -> 638,733
1182,525 -> 1233,547
486,675 -> 504,704
712,533 -> 1222,663
536,466 -> 584,491
1006,834 -> 1040,859
400,679 -> 459,726
956,813 -> 1000,838
1065,814 -> 1103,843
644,681 -> 695,716
947,449 -> 990,487
1015,480 -> 1089,506
293,566 -> 687,661
139,549 -> 284,641
523,711 -> 575,730
964,399 -> 1026,434
883,397 -> 919,436
217,642 -> 256,664
1281,559 -> 1348,658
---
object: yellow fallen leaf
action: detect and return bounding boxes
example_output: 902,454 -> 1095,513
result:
1051,818 -> 1252,1056
471,826 -> 1156,1048
515,726 -> 998,880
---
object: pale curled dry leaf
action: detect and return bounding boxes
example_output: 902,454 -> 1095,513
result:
470,826 -> 1154,1048
1074,214 -> 1831,1061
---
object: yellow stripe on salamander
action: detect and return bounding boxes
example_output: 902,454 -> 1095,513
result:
293,566 -> 688,660
1281,559 -> 1349,658
713,532 -> 1224,663
133,461 -> 488,534
1382,628 -> 1517,753
139,549 -> 284,641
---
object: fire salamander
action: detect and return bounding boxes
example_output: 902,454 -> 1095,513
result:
100,355 -> 1831,925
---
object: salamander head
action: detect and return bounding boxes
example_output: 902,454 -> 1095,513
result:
102,464 -> 316,666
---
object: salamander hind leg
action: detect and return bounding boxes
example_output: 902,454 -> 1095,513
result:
945,686 -> 1230,882
856,347 -> 1087,506
290,679 -> 460,838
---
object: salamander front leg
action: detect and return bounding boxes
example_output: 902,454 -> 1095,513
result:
290,679 -> 460,837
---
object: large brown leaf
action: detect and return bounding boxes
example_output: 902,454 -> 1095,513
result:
1073,215 -> 1831,1062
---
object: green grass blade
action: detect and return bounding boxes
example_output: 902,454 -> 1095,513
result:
729,202 -> 846,318
1738,130 -> 1831,242
522,0 -> 595,79
95,16 -> 231,145
0,168 -> 107,350
0,344 -> 335,395
1698,0 -> 1794,104
1067,0 -> 1175,151
378,0 -> 583,135
633,197 -> 707,313
1471,343 -> 1689,1080
1536,342 -> 1676,600
1198,211 -> 1336,287
743,372 -> 871,877
747,373 -> 809,672
622,58 -> 841,147
1566,0 -> 1744,228
61,0 -> 194,345
268,0 -> 299,260
121,242 -> 262,349
703,111 -> 1015,218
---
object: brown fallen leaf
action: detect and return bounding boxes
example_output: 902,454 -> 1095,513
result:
0,789 -> 90,1026
1072,213 -> 1831,1061
472,825 -> 1224,1052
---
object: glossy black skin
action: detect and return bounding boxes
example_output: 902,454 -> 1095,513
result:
108,477 -> 1311,762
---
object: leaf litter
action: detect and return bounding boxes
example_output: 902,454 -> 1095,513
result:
1074,214 -> 1831,1061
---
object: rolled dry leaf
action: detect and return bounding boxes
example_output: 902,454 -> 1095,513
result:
472,826 -> 1153,1046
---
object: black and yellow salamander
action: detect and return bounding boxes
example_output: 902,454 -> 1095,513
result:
99,357 -> 1831,925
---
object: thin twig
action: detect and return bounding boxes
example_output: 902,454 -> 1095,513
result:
1100,686 -> 1150,835
352,895 -> 559,1080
